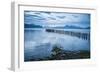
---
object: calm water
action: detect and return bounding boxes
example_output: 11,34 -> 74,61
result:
24,28 -> 90,61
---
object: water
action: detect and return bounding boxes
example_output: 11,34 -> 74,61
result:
24,28 -> 90,61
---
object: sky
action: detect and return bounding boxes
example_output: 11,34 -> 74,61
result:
24,11 -> 90,28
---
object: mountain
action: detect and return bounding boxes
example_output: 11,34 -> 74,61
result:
64,25 -> 90,29
24,24 -> 90,29
51,25 -> 90,29
24,24 -> 43,28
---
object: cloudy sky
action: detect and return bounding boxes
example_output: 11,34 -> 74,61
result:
24,11 -> 90,28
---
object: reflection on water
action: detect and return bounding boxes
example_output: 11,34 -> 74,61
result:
24,28 -> 90,61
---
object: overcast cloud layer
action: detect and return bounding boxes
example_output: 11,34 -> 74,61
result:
24,11 -> 90,28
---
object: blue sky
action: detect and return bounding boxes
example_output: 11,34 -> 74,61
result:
24,11 -> 90,28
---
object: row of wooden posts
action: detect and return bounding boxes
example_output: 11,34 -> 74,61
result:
46,29 -> 90,40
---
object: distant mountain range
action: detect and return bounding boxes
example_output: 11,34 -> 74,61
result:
57,25 -> 90,29
24,24 -> 90,29
25,24 -> 42,28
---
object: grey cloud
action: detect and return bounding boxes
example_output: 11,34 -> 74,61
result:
48,17 -> 56,20
57,16 -> 66,19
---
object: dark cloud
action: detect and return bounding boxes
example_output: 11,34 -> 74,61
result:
34,12 -> 41,15
72,15 -> 79,18
32,15 -> 41,18
38,18 -> 45,20
48,17 -> 56,20
44,12 -> 51,14
25,14 -> 45,20
57,16 -> 66,19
